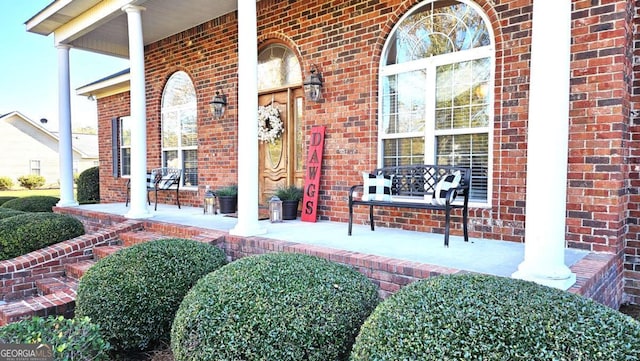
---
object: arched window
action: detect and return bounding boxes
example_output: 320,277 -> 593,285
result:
380,0 -> 493,203
161,71 -> 198,187
258,44 -> 302,91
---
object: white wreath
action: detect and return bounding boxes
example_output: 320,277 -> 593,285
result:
257,104 -> 284,144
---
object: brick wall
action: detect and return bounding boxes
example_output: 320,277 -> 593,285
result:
94,0 -> 640,300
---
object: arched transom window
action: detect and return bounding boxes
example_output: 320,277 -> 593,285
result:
258,44 -> 302,91
161,71 -> 198,187
380,0 -> 493,203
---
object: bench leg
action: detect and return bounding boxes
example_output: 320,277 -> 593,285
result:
444,206 -> 451,247
154,189 -> 159,211
369,205 -> 375,231
348,203 -> 354,236
176,188 -> 181,209
463,209 -> 469,243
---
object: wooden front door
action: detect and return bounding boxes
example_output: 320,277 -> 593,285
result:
258,88 -> 305,204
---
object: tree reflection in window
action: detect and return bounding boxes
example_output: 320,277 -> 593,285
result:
161,71 -> 198,186
386,1 -> 490,65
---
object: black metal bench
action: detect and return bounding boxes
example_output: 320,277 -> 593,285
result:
126,167 -> 182,211
348,165 -> 471,247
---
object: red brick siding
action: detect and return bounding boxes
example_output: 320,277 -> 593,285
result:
94,1 -> 640,300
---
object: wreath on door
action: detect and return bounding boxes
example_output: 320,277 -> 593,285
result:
257,104 -> 284,144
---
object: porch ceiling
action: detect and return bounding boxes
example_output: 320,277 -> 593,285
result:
25,0 -> 239,58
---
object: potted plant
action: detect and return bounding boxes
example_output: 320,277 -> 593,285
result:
274,185 -> 303,220
216,184 -> 238,214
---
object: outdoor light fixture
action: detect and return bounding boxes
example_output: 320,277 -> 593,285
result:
209,91 -> 227,118
303,66 -> 323,102
269,195 -> 283,223
203,185 -> 217,215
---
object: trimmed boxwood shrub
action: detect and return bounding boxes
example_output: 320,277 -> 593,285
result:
77,166 -> 100,204
75,239 -> 227,351
1,195 -> 60,212
0,196 -> 18,205
171,252 -> 380,361
0,315 -> 111,360
350,274 -> 640,361
0,208 -> 24,219
0,212 -> 84,260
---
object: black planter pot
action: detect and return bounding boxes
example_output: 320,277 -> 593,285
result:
282,200 -> 299,220
218,195 -> 237,214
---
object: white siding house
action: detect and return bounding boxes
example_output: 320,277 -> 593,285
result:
0,111 -> 98,188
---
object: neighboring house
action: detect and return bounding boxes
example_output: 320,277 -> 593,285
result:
24,0 -> 640,306
0,111 -> 98,187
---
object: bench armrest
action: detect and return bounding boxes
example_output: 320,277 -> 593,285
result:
348,184 -> 364,203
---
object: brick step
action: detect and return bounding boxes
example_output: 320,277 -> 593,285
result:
65,260 -> 96,280
0,290 -> 76,326
119,231 -> 168,247
93,245 -> 124,260
35,277 -> 78,296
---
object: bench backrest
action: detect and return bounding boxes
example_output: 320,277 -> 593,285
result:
150,167 -> 182,190
373,165 -> 471,198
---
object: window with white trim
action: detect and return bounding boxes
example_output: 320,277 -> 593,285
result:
380,0 -> 493,203
161,71 -> 198,187
29,160 -> 40,175
120,116 -> 131,177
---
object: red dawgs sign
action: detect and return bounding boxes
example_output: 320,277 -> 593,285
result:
301,126 -> 326,222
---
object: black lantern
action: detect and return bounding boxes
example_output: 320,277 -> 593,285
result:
303,66 -> 323,102
209,91 -> 227,118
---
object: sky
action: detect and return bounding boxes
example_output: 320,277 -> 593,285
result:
0,1 -> 129,131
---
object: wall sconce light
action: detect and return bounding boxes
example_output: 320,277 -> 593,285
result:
209,91 -> 227,118
303,66 -> 323,102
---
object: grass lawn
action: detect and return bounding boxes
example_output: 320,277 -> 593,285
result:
0,189 -> 61,198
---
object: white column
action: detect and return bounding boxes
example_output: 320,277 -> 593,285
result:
512,0 -> 576,290
56,44 -> 78,207
122,5 -> 152,219
230,1 -> 265,236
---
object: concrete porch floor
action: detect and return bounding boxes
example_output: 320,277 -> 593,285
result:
76,202 -> 588,279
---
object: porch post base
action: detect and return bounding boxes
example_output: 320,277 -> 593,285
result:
56,200 -> 79,208
229,223 -> 266,237
512,263 -> 576,291
125,208 -> 153,219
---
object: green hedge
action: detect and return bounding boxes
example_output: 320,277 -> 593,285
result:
350,274 -> 640,361
1,195 -> 60,212
0,208 -> 24,219
77,166 -> 100,204
0,213 -> 84,260
75,239 -> 227,351
0,196 -> 18,205
171,253 -> 380,361
0,316 -> 111,361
